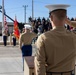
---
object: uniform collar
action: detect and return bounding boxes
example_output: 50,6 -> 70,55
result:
52,26 -> 66,32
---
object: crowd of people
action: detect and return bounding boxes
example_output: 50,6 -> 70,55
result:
29,17 -> 76,35
26,17 -> 76,44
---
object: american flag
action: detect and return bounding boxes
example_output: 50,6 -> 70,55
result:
4,15 -> 8,31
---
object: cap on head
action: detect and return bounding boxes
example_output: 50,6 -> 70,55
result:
24,24 -> 32,30
45,4 -> 70,12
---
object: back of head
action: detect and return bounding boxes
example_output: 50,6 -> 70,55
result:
45,4 -> 70,26
24,24 -> 32,33
50,9 -> 67,21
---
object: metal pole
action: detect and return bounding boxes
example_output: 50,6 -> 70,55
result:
23,5 -> 28,23
32,0 -> 34,20
2,0 -> 4,36
0,10 -> 14,22
25,5 -> 26,23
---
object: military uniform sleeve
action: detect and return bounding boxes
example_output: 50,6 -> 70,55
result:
32,32 -> 37,38
71,21 -> 76,28
34,34 -> 46,75
65,19 -> 76,28
72,32 -> 76,56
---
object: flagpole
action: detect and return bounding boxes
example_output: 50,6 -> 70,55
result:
32,0 -> 34,20
2,0 -> 4,37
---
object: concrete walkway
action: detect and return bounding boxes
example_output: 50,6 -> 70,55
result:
0,45 -> 36,75
0,45 -> 23,75
0,35 -> 76,75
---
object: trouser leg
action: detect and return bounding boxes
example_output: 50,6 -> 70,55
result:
3,36 -> 7,46
13,38 -> 16,46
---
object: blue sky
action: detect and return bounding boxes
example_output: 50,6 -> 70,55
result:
0,0 -> 76,23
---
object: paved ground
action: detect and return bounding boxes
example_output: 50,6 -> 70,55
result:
0,45 -> 23,75
0,36 -> 76,75
0,45 -> 36,75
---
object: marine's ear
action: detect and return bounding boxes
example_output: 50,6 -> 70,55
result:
50,15 -> 53,21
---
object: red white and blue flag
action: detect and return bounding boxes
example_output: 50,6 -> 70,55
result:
4,15 -> 8,31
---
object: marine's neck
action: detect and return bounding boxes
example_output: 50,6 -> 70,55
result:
52,23 -> 65,29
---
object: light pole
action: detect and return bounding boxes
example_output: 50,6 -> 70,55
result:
32,0 -> 34,20
2,0 -> 4,36
23,5 -> 28,23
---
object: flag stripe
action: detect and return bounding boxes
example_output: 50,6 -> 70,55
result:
4,16 -> 8,31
